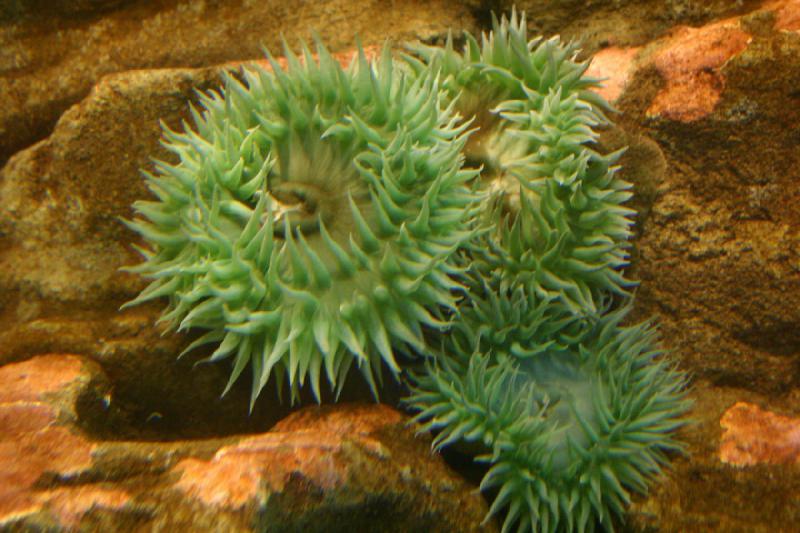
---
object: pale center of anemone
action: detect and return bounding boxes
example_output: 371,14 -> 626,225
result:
464,113 -> 529,217
520,352 -> 604,470
265,181 -> 327,237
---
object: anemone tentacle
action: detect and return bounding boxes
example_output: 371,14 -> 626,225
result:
124,41 -> 481,405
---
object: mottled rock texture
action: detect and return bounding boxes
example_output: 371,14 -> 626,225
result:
0,0 -> 480,165
0,355 -> 492,532
584,1 -> 800,531
720,402 -> 800,466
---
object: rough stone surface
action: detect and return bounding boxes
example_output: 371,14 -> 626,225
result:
645,17 -> 752,121
500,0 -> 763,51
626,383 -> 800,533
622,0 -> 800,397
172,404 -> 493,533
0,0 -> 480,165
0,354 -> 494,532
582,1 -> 800,531
0,355 -> 130,530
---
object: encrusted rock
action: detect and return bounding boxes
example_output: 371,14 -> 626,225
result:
0,354 -> 494,532
644,17 -> 751,121
720,401 -> 800,466
0,354 -> 130,530
171,404 -> 493,532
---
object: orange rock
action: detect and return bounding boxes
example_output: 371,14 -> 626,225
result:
646,18 -> 751,121
173,404 -> 397,510
0,353 -> 88,403
766,0 -> 800,33
719,401 -> 800,466
37,487 -> 130,529
0,355 -> 105,527
174,432 -> 348,509
586,46 -> 641,103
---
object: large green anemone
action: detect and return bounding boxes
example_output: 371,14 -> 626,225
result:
404,9 -> 635,316
123,41 -> 480,405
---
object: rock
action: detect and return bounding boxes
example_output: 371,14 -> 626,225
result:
171,404 -> 493,533
0,0 -> 480,165
0,354 -> 131,530
584,2 -> 800,530
587,0 -> 800,397
626,383 -> 800,532
644,17 -> 752,122
498,0 -> 758,51
0,354 -> 494,532
720,401 -> 800,466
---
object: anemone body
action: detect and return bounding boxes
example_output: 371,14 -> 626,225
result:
405,9 -> 635,316
124,42 -> 479,404
406,283 -> 690,533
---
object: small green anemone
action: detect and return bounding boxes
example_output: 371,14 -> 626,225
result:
406,292 -> 690,533
404,9 -> 636,315
123,41 -> 480,405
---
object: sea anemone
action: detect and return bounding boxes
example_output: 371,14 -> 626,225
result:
404,9 -> 635,316
123,41 -> 480,405
406,282 -> 690,532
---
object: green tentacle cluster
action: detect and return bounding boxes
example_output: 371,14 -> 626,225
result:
124,42 -> 479,404
124,9 -> 690,533
405,9 -> 634,315
406,275 -> 689,532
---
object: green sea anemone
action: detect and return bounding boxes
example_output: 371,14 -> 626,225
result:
404,9 -> 635,316
123,41 -> 480,405
406,281 -> 690,532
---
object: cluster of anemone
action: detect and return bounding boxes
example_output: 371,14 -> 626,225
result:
124,9 -> 690,533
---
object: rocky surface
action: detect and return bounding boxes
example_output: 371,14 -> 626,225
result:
584,1 -> 800,531
504,0 -> 764,52
0,355 -> 492,532
0,0 -> 480,165
1,0 -> 799,532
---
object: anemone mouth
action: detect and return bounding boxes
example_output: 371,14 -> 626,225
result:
519,352 -> 602,468
266,181 -> 327,238
462,110 -> 528,218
